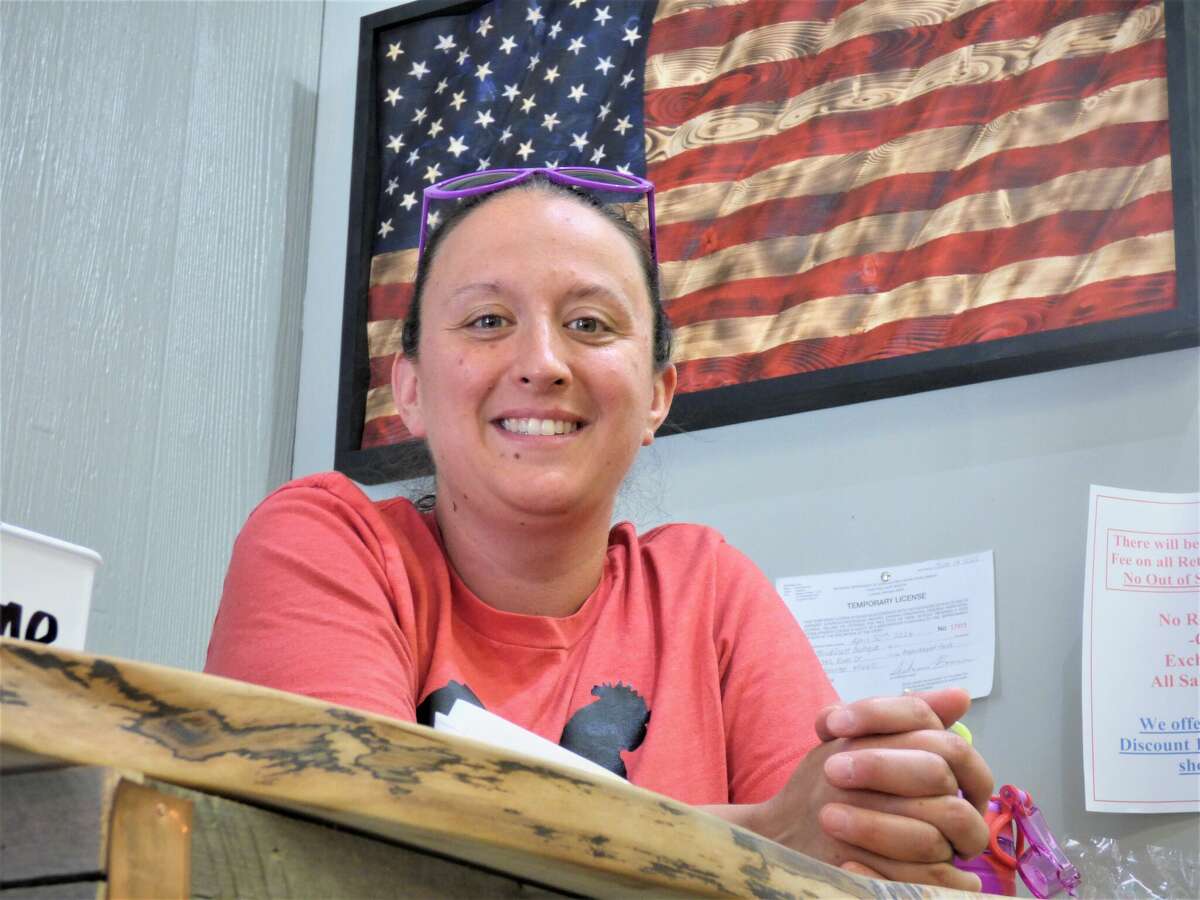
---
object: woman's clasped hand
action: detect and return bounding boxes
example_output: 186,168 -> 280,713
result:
720,688 -> 993,892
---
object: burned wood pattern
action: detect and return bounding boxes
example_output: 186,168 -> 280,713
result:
0,639 -> 968,899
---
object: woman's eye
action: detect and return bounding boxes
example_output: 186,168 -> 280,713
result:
566,316 -> 605,333
468,313 -> 507,329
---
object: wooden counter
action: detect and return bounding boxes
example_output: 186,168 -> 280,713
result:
0,640 -> 969,898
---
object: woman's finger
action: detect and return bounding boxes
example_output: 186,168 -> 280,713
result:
821,792 -> 989,859
820,802 -> 952,864
840,860 -> 886,880
815,693 -> 946,741
824,747 -> 958,798
823,728 -> 995,814
836,848 -> 984,893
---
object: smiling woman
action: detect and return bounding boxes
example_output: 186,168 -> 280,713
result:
206,169 -> 994,892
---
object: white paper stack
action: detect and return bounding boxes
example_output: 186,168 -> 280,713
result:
434,700 -> 625,784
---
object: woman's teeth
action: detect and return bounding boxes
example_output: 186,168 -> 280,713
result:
500,418 -> 579,435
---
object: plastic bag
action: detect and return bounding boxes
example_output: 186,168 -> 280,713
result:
1061,836 -> 1198,899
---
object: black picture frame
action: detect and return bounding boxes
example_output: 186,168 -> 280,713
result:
336,0 -> 1199,485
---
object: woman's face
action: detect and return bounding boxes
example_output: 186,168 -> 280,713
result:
391,189 -> 676,523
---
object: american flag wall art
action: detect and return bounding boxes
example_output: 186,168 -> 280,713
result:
337,0 -> 1198,483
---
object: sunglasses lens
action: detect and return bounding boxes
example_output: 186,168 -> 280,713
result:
558,167 -> 642,187
438,171 -> 518,191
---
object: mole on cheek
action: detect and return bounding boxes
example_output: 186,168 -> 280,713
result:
514,453 -> 521,459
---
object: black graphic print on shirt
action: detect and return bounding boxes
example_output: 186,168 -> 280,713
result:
416,679 -> 485,726
415,679 -> 651,779
558,682 -> 650,778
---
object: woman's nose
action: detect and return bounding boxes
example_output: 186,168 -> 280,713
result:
514,320 -> 571,388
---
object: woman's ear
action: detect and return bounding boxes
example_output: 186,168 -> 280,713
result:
390,354 -> 427,439
642,363 -> 677,446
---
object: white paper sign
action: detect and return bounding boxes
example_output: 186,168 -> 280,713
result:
776,552 -> 995,703
1082,485 -> 1200,813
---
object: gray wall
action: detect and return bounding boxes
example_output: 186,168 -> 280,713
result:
1,1 -> 323,669
292,0 -> 1199,865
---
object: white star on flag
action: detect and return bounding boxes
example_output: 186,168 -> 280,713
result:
428,118 -> 444,138
386,134 -> 404,153
475,108 -> 495,127
400,192 -> 417,211
386,42 -> 403,61
516,139 -> 535,161
498,126 -> 513,144
450,91 -> 467,111
476,16 -> 494,37
385,87 -> 402,106
595,56 -> 613,75
548,21 -> 563,39
520,95 -> 537,113
525,6 -> 543,26
546,157 -> 561,168
542,111 -> 560,130
447,135 -> 469,157
378,219 -> 394,238
527,53 -> 540,71
476,157 -> 492,171
543,65 -> 559,84
427,210 -> 442,229
434,78 -> 449,94
499,35 -> 517,54
613,115 -> 631,135
598,102 -> 611,120
412,106 -> 428,124
423,163 -> 442,184
570,132 -> 588,152
435,34 -> 456,52
502,83 -> 520,100
409,60 -> 430,79
568,0 -> 585,8
568,84 -> 587,102
590,145 -> 606,164
567,37 -> 585,55
456,48 -> 470,65
620,70 -> 635,88
594,6 -> 612,26
616,163 -> 632,176
622,27 -> 640,46
406,148 -> 420,165
385,178 -> 399,195
475,62 -> 492,82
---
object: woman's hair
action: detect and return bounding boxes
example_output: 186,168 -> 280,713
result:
400,175 -> 673,371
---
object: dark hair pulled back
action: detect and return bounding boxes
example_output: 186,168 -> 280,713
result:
400,175 -> 673,370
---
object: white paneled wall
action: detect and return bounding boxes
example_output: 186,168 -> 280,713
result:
1,1 -> 323,669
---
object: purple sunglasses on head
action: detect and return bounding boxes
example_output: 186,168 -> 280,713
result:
417,166 -> 658,266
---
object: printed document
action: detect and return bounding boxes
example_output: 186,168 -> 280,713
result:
1082,485 -> 1199,813
776,552 -> 995,703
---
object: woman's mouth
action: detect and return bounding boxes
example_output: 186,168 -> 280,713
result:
498,417 -> 582,436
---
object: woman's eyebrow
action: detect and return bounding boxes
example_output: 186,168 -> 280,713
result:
447,281 -> 504,300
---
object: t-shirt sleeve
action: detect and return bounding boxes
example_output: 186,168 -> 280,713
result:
204,478 -> 419,721
713,539 -> 840,805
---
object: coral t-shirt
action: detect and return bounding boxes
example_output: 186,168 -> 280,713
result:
205,472 -> 837,805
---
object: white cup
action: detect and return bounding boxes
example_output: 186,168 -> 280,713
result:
1,523 -> 102,650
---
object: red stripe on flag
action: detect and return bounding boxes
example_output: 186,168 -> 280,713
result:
647,0 -> 853,57
363,415 -> 415,449
673,272 -> 1177,394
657,121 -> 1171,263
647,40 -> 1166,190
368,281 -> 415,322
370,352 -> 397,390
665,191 -> 1174,328
646,0 -> 1155,129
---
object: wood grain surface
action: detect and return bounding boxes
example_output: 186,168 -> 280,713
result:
0,639 -> 969,899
